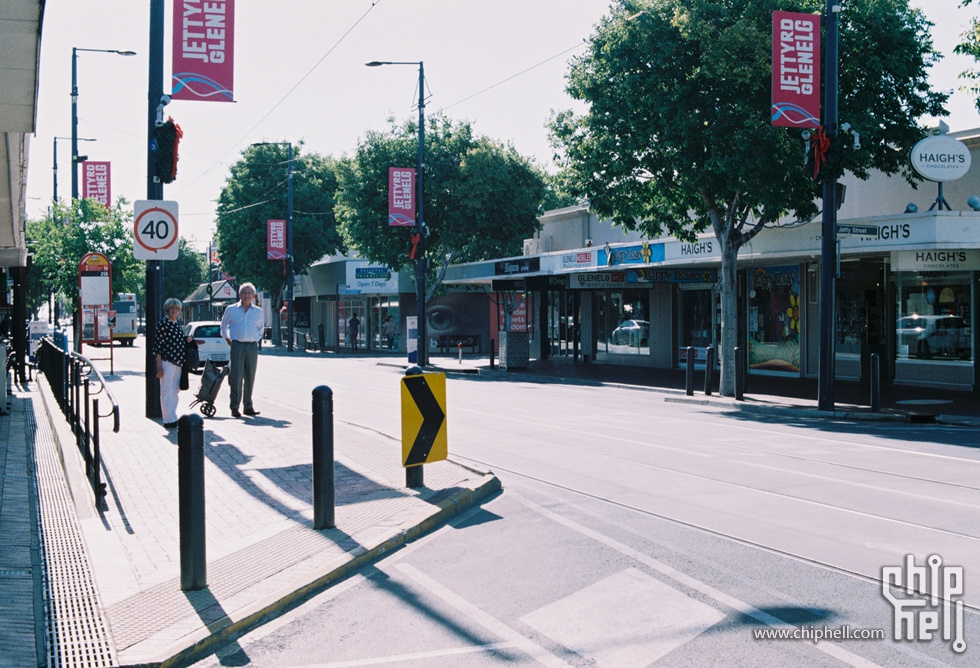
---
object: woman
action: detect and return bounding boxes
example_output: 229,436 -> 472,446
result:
152,298 -> 191,429
382,315 -> 397,350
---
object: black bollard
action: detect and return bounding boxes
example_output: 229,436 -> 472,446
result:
704,347 -> 715,396
870,353 -> 881,413
404,366 -> 424,489
318,323 -> 325,352
734,346 -> 745,401
685,347 -> 695,396
178,414 -> 207,591
312,386 -> 336,530
489,338 -> 496,370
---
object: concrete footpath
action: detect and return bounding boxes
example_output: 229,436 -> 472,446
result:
4,354 -> 499,668
3,349 -> 980,667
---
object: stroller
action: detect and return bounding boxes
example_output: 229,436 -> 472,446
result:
189,360 -> 229,418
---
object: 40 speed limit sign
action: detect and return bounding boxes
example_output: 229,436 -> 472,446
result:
133,200 -> 179,260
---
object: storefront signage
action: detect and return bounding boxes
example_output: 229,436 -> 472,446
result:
597,242 -> 664,266
492,279 -> 525,291
569,272 -> 628,290
526,275 -> 569,291
664,238 -> 720,262
345,261 -> 398,294
891,249 -> 980,271
495,257 -> 540,276
910,135 -> 972,182
560,251 -> 594,269
567,267 -> 718,289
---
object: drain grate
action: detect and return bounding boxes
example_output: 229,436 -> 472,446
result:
29,400 -> 116,667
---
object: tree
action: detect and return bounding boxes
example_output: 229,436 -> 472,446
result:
955,1 -> 980,111
215,142 -> 344,333
27,198 -> 143,315
335,116 -> 548,297
162,238 -> 206,303
549,0 -> 947,396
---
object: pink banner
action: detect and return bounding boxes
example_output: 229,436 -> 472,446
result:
82,161 -> 111,208
267,219 -> 286,260
172,0 -> 235,102
771,11 -> 820,128
388,167 -> 416,227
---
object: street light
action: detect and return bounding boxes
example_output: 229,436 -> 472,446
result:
53,136 -> 95,203
71,47 -> 136,201
366,60 -> 427,366
250,142 -> 295,352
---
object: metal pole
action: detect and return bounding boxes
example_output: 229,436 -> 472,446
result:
287,143 -> 295,353
312,386 -> 335,530
178,414 -> 207,590
703,347 -> 715,396
817,0 -> 840,411
71,48 -> 79,201
734,346 -> 745,401
404,366 -> 424,488
416,62 -> 427,367
870,353 -> 881,412
145,0 -> 165,418
685,347 -> 695,396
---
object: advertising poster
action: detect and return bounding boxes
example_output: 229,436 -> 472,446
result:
172,0 -> 235,102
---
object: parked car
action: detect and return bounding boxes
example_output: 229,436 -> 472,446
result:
183,321 -> 230,367
896,314 -> 971,360
611,319 -> 650,346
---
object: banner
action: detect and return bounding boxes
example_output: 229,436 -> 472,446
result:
81,161 -> 111,208
388,167 -> 415,226
172,0 -> 235,102
267,219 -> 286,260
771,11 -> 820,128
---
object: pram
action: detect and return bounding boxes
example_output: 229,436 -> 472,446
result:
189,360 -> 229,417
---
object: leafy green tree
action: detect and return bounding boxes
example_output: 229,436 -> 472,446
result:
955,1 -> 980,111
335,116 -> 547,297
27,198 -> 143,315
215,142 -> 344,329
162,238 -> 206,303
550,0 -> 947,395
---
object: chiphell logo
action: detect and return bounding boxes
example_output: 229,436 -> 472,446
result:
882,554 -> 965,653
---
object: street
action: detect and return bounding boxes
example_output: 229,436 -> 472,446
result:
99,343 -> 979,666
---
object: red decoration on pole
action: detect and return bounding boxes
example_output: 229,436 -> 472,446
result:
409,233 -> 421,260
812,127 -> 830,179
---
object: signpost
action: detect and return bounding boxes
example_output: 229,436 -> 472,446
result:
77,251 -> 114,371
401,371 -> 447,468
133,200 -> 179,260
836,224 -> 878,238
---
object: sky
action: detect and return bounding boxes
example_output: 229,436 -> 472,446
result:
24,0 -> 980,252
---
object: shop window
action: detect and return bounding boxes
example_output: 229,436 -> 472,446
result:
747,265 -> 801,372
896,273 -> 972,361
597,289 -> 649,357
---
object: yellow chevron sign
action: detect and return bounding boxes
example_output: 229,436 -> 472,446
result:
401,372 -> 448,467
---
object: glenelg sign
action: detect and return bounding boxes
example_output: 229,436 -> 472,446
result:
910,135 -> 972,182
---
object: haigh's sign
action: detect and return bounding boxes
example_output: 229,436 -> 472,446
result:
891,249 -> 980,272
910,135 -> 972,182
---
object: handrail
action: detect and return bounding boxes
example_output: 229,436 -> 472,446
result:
35,337 -> 119,508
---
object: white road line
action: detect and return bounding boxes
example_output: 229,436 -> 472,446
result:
512,493 -> 885,668
287,642 -> 518,667
395,563 -> 572,668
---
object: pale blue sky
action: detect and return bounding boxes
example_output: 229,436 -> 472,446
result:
25,0 -> 980,250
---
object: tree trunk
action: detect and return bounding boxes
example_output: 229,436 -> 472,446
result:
717,233 -> 740,397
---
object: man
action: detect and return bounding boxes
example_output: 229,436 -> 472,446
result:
221,283 -> 265,417
347,313 -> 360,350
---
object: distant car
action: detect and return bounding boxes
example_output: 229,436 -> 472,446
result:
896,315 -> 971,360
611,319 -> 650,346
183,321 -> 230,367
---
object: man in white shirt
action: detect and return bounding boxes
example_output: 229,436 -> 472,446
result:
220,283 -> 265,417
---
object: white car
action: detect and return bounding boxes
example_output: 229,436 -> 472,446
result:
183,321 -> 231,367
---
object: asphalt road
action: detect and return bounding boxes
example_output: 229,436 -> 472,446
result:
97,343 -> 980,666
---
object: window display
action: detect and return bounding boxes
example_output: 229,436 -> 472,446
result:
747,265 -> 801,372
896,272 -> 972,361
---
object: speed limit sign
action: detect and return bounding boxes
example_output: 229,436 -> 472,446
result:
134,200 -> 179,260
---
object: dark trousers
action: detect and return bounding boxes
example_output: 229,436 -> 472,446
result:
229,340 -> 259,411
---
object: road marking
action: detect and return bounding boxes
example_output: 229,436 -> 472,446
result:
513,494 -> 884,668
395,563 -> 572,667
283,642 -> 518,667
521,567 -> 724,667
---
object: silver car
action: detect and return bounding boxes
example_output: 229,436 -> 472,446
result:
896,315 -> 971,360
183,321 -> 231,367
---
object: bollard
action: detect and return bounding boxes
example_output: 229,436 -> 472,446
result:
312,386 -> 336,530
404,366 -> 424,489
685,347 -> 695,396
92,398 -> 106,509
704,347 -> 715,396
178,414 -> 207,591
489,338 -> 496,370
318,323 -> 325,352
458,341 -> 463,364
870,353 -> 881,413
734,346 -> 745,401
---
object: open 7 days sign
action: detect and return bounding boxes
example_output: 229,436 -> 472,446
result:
133,200 -> 179,260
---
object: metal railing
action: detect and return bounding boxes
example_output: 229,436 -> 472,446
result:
36,337 -> 120,508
